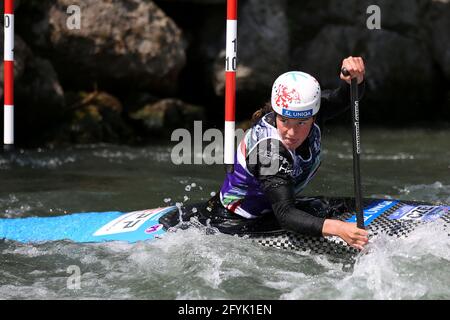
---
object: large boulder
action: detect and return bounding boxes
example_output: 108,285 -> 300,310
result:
0,34 -> 65,146
129,98 -> 205,137
25,0 -> 187,94
426,0 -> 450,80
60,91 -> 135,144
0,35 -> 30,97
287,0 -> 427,31
293,25 -> 436,122
157,0 -> 225,3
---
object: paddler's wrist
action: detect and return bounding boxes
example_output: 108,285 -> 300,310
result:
322,219 -> 341,237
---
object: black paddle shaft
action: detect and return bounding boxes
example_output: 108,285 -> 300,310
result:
341,68 -> 364,229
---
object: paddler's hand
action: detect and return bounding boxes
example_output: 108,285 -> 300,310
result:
322,219 -> 369,251
340,56 -> 365,85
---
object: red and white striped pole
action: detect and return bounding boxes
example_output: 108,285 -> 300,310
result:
4,0 -> 14,149
224,0 -> 237,173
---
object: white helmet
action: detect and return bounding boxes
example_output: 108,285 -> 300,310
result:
271,71 -> 321,119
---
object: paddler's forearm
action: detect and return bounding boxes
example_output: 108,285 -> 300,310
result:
272,200 -> 325,237
264,183 -> 325,237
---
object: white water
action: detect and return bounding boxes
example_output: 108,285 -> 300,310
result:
1,220 -> 448,299
0,128 -> 449,299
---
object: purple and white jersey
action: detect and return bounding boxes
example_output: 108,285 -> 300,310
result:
220,112 -> 322,218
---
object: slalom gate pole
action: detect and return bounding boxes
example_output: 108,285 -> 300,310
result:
342,67 -> 364,229
3,0 -> 14,151
224,0 -> 237,174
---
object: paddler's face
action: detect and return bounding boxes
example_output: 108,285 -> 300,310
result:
276,115 -> 314,150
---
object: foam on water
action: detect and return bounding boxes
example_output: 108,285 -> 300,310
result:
394,181 -> 450,203
336,221 -> 450,299
0,130 -> 449,299
0,144 -> 172,171
0,194 -> 45,218
0,217 -> 449,300
0,153 -> 77,169
91,146 -> 172,163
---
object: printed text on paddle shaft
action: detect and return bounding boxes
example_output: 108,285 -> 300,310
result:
354,100 -> 361,154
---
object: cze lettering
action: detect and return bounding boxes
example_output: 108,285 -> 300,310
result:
405,206 -> 429,219
388,205 -> 448,222
134,213 -> 152,219
123,211 -> 154,228
123,220 -> 141,229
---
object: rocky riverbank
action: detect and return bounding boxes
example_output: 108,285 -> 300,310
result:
1,0 -> 449,146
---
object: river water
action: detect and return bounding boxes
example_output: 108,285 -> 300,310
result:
0,127 -> 449,299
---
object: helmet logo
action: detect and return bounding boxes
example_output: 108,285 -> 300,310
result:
274,84 -> 301,108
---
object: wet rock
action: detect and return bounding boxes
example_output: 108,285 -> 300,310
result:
62,91 -> 134,144
15,57 -> 66,141
14,0 -> 54,50
329,0 -> 427,30
32,0 -> 186,94
5,0 -> 450,146
129,98 -> 205,135
288,0 -> 428,50
361,30 -> 436,122
0,34 -> 65,146
151,1 -> 226,120
427,0 -> 450,80
158,0 -> 225,3
0,35 -> 31,97
443,90 -> 450,120
292,25 -> 436,122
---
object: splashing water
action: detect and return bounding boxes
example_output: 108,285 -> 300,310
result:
0,128 -> 449,299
